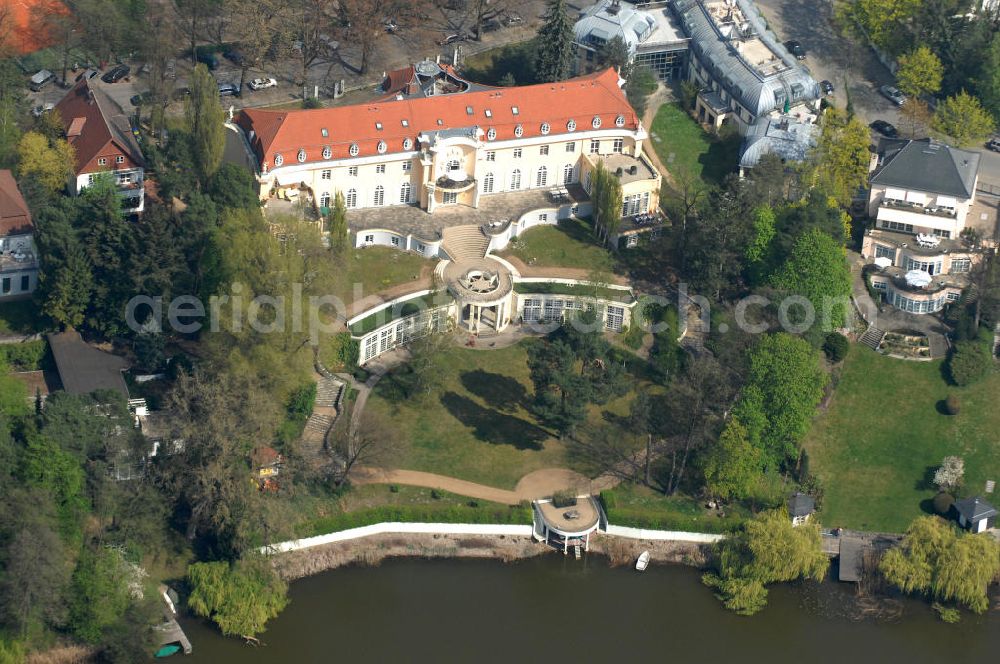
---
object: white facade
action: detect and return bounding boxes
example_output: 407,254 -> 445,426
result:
0,233 -> 38,300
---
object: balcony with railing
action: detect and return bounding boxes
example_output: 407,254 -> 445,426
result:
880,197 -> 958,220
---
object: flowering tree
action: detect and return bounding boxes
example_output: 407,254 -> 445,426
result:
933,456 -> 964,494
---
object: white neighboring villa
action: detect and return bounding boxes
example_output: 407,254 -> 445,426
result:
0,170 -> 39,300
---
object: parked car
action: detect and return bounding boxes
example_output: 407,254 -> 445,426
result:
101,65 -> 130,84
986,137 -> 1000,153
384,19 -> 398,33
218,83 -> 240,97
879,85 -> 907,106
784,40 -> 806,60
224,48 -> 246,66
502,12 -> 523,25
247,77 -> 277,91
869,120 -> 898,138
437,33 -> 463,46
74,68 -> 100,83
28,69 -> 55,91
31,103 -> 55,118
820,80 -> 834,96
129,91 -> 161,106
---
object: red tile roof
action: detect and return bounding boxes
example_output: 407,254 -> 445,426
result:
54,78 -> 144,175
0,170 -> 33,237
238,68 -> 636,170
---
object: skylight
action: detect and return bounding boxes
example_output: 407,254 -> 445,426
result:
401,119 -> 409,127
321,128 -> 329,137
512,106 -> 519,115
485,109 -> 492,118
375,122 -> 383,130
466,106 -> 473,115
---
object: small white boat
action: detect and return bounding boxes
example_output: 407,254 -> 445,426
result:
635,551 -> 650,572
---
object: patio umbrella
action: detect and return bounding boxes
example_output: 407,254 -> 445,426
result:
874,256 -> 892,269
905,270 -> 933,288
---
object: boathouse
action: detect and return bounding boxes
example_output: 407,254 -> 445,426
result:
532,495 -> 601,555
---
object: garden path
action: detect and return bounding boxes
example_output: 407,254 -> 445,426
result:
640,82 -> 677,188
351,467 -> 618,505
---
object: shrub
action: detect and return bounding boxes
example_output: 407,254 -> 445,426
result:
947,339 -> 993,386
551,490 -> 577,508
430,489 -> 441,500
822,332 -> 849,362
0,339 -> 48,371
932,492 -> 955,516
943,394 -> 961,415
301,97 -> 322,109
388,484 -> 399,493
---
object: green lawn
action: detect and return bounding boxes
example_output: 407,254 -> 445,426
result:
498,217 -> 615,272
336,246 -> 434,305
803,344 -> 1000,533
601,484 -> 747,533
0,299 -> 49,336
648,103 -> 740,187
367,340 -> 651,489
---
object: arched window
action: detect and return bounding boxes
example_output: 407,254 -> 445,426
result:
377,140 -> 387,154
592,116 -> 602,129
483,172 -> 494,193
319,192 -> 330,208
563,163 -> 573,184
297,148 -> 307,162
487,127 -> 496,140
540,122 -> 550,135
274,153 -> 284,166
536,165 -> 547,187
514,124 -> 523,137
322,146 -> 332,159
349,143 -> 360,156
400,182 -> 411,203
346,189 -> 357,208
373,185 -> 384,206
403,137 -> 413,150
510,169 -> 521,191
566,119 -> 576,132
615,114 -> 625,127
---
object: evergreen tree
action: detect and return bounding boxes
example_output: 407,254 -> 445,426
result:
186,64 -> 226,185
43,245 -> 93,330
597,35 -> 633,80
328,190 -> 349,255
534,0 -> 576,83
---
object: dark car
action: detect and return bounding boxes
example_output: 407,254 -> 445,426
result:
869,120 -> 898,138
820,80 -> 834,95
101,65 -> 130,84
437,33 -> 464,46
223,48 -> 246,66
784,40 -> 806,60
129,91 -> 159,106
218,83 -> 240,97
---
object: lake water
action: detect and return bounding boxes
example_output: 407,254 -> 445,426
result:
180,556 -> 999,664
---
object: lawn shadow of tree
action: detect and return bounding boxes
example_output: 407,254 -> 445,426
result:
459,370 -> 527,413
914,465 -> 938,491
441,392 -> 547,450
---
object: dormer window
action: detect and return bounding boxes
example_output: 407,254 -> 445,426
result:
566,119 -> 576,132
297,148 -> 307,163
437,119 -> 444,125
540,122 -> 550,135
375,122 -> 383,130
274,153 -> 284,166
403,137 -> 413,150
401,119 -> 409,127
514,124 -> 523,137
466,106 -> 473,115
322,146 -> 332,159
349,143 -> 359,157
511,106 -> 519,115
487,127 -> 496,141
485,109 -> 492,118
615,114 -> 625,127
592,116 -> 602,129
321,128 -> 329,137
377,140 -> 387,154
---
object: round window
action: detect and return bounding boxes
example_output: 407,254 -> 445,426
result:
377,140 -> 387,154
349,143 -> 359,157
566,119 -> 576,132
297,148 -> 307,163
274,153 -> 283,166
514,124 -> 523,137
322,146 -> 332,159
403,137 -> 413,150
487,127 -> 496,141
540,122 -> 550,135
592,116 -> 602,129
615,114 -> 625,127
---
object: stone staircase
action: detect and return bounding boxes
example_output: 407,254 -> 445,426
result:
304,412 -> 335,436
300,371 -> 346,464
442,225 -> 491,262
315,375 -> 342,409
859,325 -> 886,351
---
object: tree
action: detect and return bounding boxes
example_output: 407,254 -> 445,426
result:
73,0 -> 127,65
947,339 -> 992,386
881,516 -> 1000,615
42,243 -> 93,329
187,557 -> 288,639
225,0 -> 283,97
973,31 -> 1000,121
591,161 -> 623,246
15,132 -> 74,195
0,525 -> 68,638
340,0 -> 395,75
702,418 -> 762,502
844,0 -> 921,56
597,35 -> 632,80
328,190 -> 349,254
175,0 -> 224,65
185,64 -> 226,185
735,333 -> 827,467
897,46 -> 943,99
703,509 -> 829,615
329,409 -> 403,487
899,98 -> 934,139
933,456 -> 964,494
822,332 -> 849,362
625,66 -> 656,118
67,547 -> 136,644
29,0 -> 83,84
808,109 -> 870,207
0,60 -> 26,167
771,227 -> 852,330
208,162 -> 261,210
933,90 -> 997,146
528,336 -> 590,436
0,356 -> 27,417
534,0 -> 575,83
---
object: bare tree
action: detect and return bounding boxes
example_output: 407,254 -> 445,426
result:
328,409 -> 403,487
140,4 -> 181,136
30,0 -> 82,84
281,0 -> 336,92
175,0 -> 224,65
461,0 -> 528,41
225,0 -> 283,95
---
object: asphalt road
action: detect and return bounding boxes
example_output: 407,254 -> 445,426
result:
754,0 -> 1000,186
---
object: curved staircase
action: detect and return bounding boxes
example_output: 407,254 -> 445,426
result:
442,225 -> 491,261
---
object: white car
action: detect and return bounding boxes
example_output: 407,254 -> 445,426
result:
31,103 -> 55,118
248,77 -> 277,91
880,85 -> 907,106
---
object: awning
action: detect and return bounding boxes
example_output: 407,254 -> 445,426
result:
884,187 -> 906,201
905,191 -> 927,205
936,195 -> 957,209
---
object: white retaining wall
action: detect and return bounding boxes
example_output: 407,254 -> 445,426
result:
262,522 -> 534,554
262,522 -> 724,554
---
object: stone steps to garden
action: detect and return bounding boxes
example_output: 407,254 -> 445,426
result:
442,225 -> 491,262
859,325 -> 885,351
315,376 -> 343,409
304,413 -> 335,435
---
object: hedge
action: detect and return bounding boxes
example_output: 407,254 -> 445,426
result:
295,503 -> 533,538
0,340 -> 49,371
599,490 -> 741,534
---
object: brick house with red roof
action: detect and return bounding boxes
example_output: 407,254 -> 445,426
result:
55,78 -> 145,214
234,68 -> 661,255
0,170 -> 39,299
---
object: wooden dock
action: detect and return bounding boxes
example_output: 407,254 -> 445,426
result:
155,617 -> 192,655
821,530 -> 902,582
